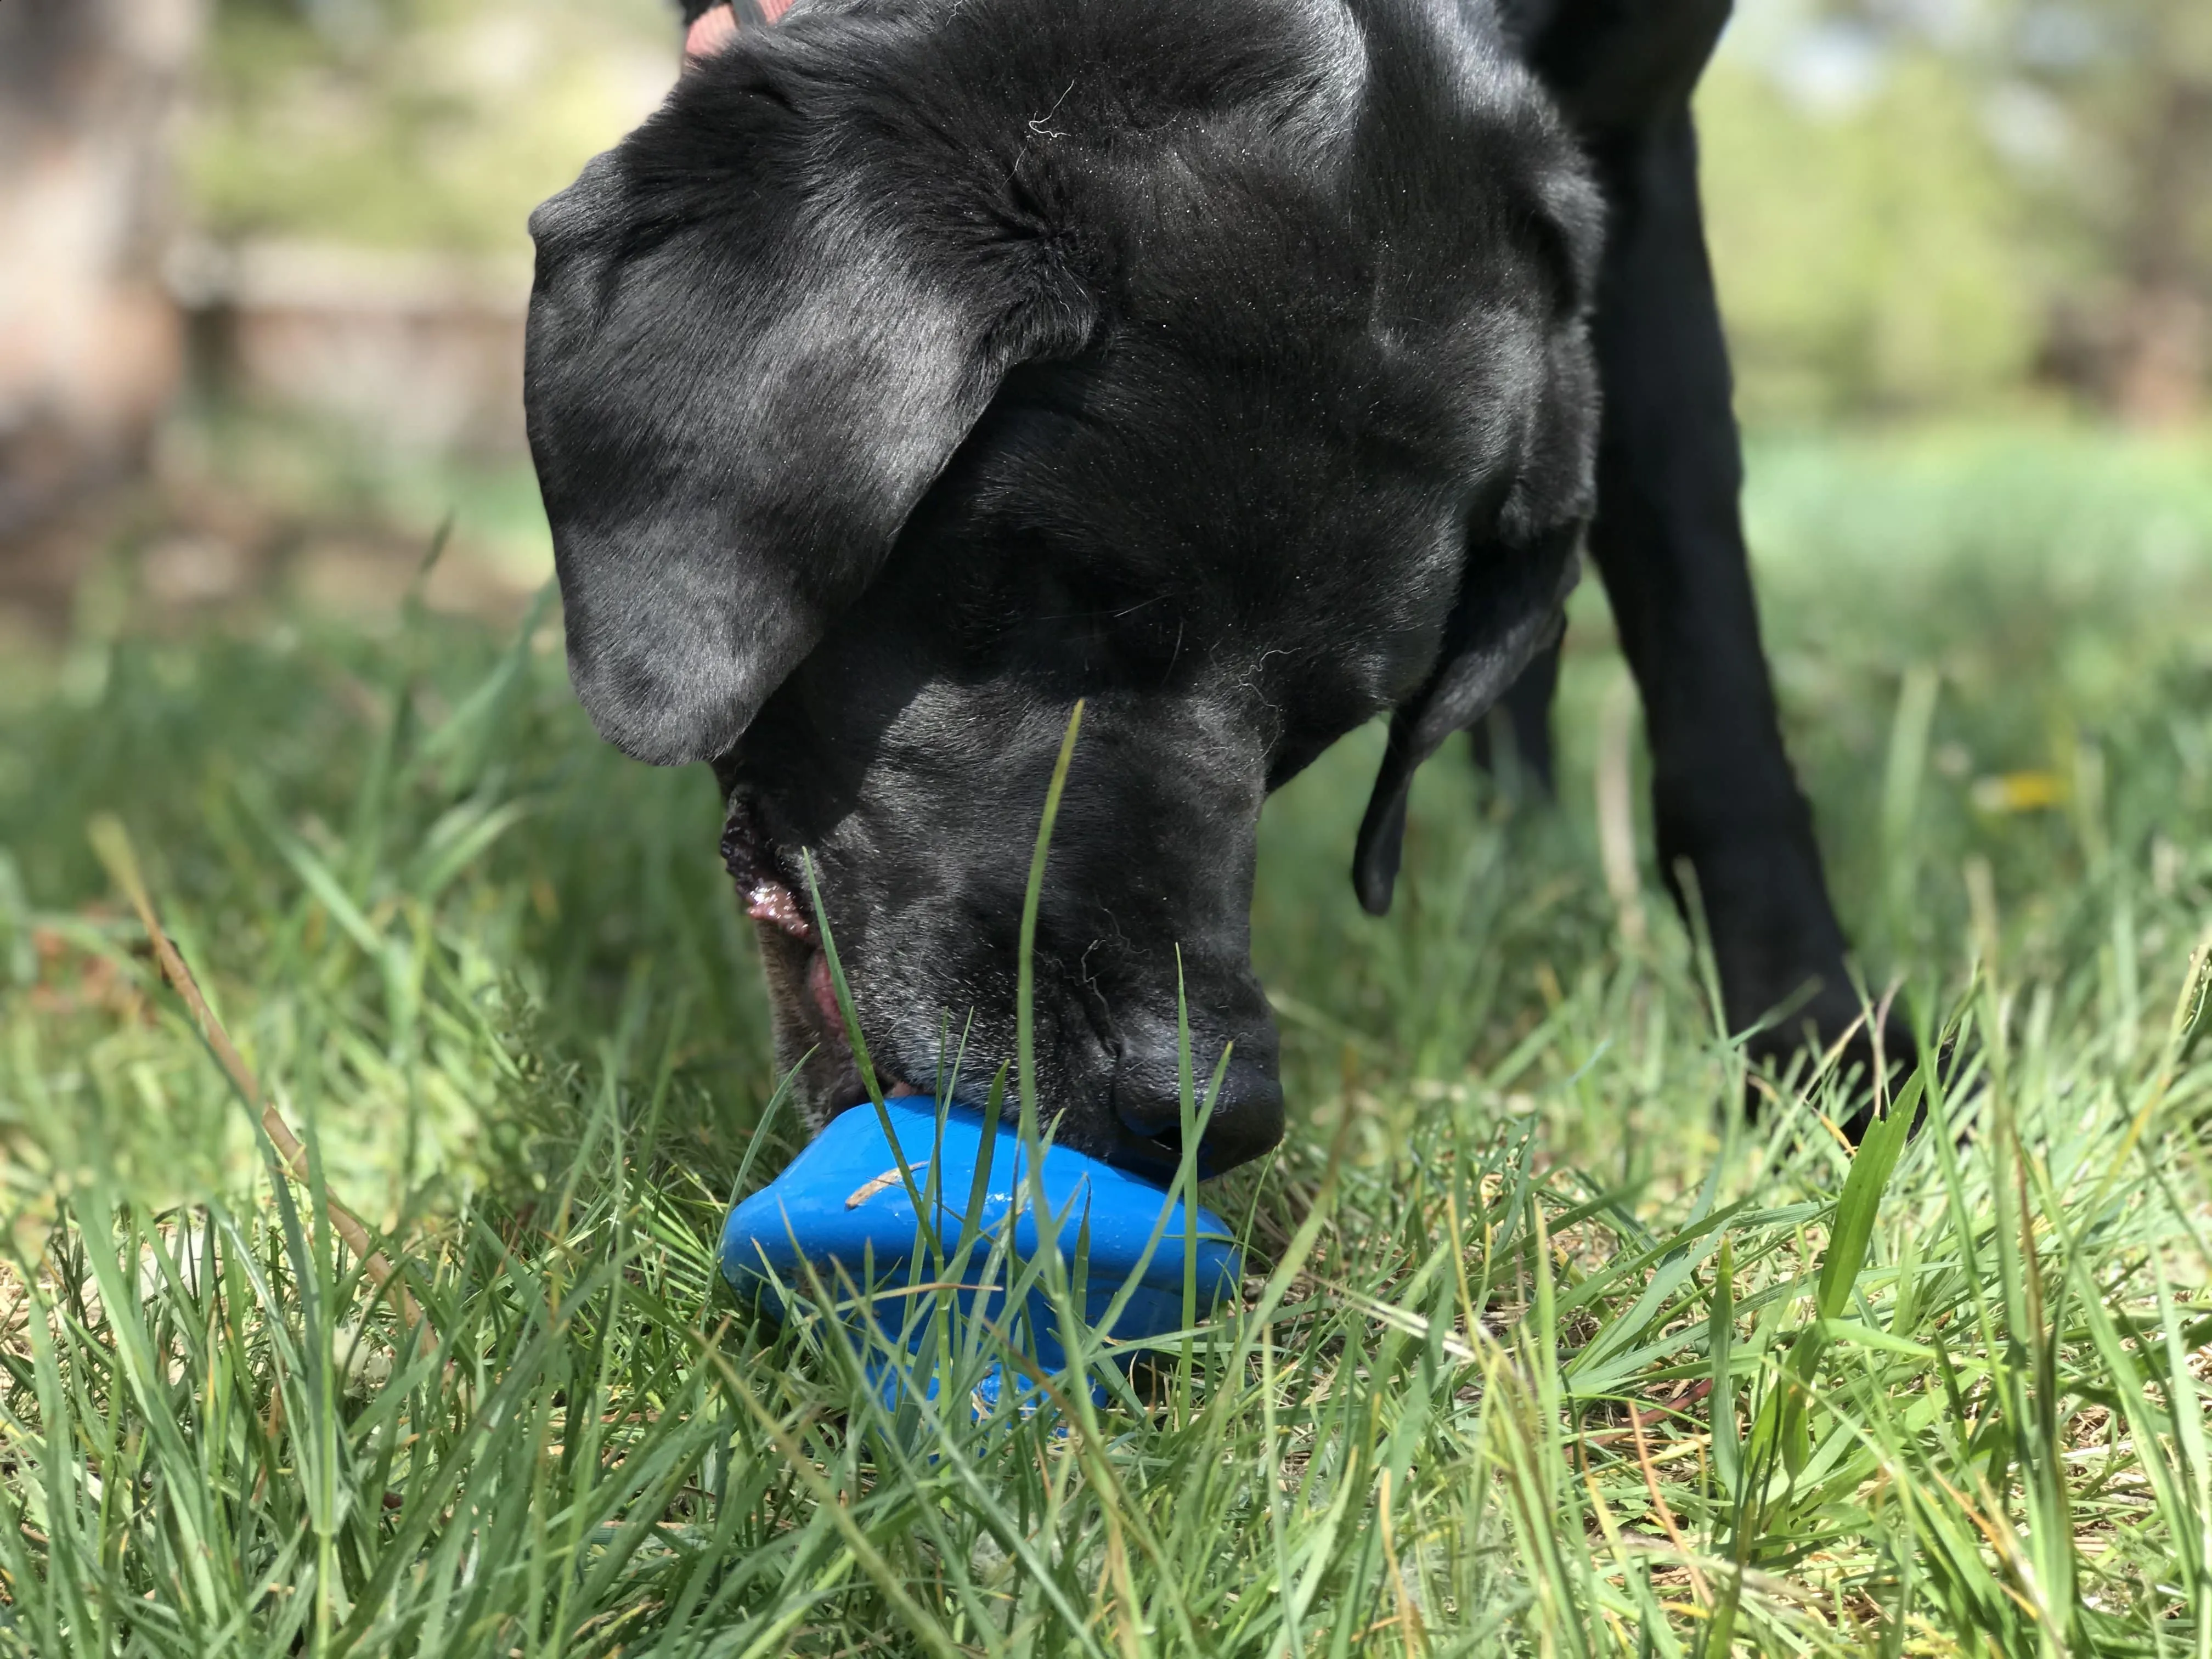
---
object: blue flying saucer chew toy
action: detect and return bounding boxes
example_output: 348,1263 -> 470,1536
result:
721,1098 -> 1241,1404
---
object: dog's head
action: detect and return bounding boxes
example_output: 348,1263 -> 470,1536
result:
525,0 -> 1598,1172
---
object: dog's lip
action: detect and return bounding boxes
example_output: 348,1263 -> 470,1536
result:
745,874 -> 814,941
795,936 -> 925,1104
1102,1126 -> 1200,1179
823,1074 -> 928,1116
723,797 -> 814,941
729,812 -> 921,1101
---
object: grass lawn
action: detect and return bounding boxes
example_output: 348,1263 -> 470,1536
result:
2,423 -> 2211,1655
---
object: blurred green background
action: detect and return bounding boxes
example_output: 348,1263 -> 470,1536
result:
176,0 -> 2211,422
276,2 -> 2208,405
3,0 -> 2208,648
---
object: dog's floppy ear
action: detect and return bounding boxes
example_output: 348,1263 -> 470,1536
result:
526,42 -> 1093,765
1353,532 -> 1582,915
1353,137 -> 1601,915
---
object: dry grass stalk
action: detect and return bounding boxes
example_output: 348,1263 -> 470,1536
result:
87,812 -> 436,1357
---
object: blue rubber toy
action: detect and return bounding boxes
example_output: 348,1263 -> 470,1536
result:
721,1097 -> 1242,1408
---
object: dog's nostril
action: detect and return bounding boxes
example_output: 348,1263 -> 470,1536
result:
1113,1048 -> 1285,1177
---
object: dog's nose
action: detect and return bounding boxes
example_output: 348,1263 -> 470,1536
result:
1111,1021 -> 1285,1177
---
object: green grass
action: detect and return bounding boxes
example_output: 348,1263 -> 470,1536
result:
2,422 -> 2211,1654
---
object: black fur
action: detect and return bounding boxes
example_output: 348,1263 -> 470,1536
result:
529,0 -> 1898,1173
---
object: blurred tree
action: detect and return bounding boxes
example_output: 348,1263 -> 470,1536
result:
2017,0 -> 2212,422
0,0 -> 206,549
1699,44 -> 2044,423
187,0 -> 676,257
1723,0 -> 2212,424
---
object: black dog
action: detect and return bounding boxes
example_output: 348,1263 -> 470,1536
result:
525,0 -> 1898,1175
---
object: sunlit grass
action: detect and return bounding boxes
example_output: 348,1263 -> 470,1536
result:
1,425 -> 2210,1654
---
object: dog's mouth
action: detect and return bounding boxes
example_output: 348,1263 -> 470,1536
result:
719,792 -> 815,946
716,794 -> 1224,1171
721,797 -> 923,1114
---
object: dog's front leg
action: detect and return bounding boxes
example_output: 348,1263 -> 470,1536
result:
1529,5 -> 1914,1122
